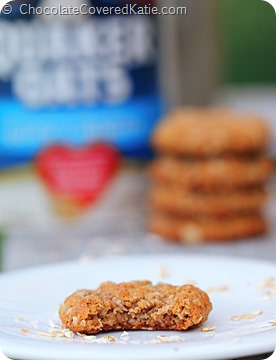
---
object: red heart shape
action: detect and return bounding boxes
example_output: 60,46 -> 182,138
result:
36,143 -> 121,208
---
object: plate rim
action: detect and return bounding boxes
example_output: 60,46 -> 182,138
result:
1,253 -> 276,280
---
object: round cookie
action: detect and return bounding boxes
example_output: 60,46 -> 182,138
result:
150,156 -> 275,191
59,281 -> 212,334
150,185 -> 267,218
149,213 -> 267,243
152,108 -> 270,156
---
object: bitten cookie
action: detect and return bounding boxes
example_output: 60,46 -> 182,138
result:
150,156 -> 274,191
150,185 -> 267,217
59,281 -> 212,334
149,213 -> 267,243
152,108 -> 270,156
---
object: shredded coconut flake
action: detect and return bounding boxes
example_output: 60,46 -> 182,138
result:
257,278 -> 276,289
229,311 -> 263,321
154,335 -> 185,343
76,332 -> 86,337
185,279 -> 196,285
159,266 -> 170,278
15,317 -> 24,323
30,320 -> 39,329
49,320 -> 60,329
63,330 -> 74,339
256,278 -> 276,299
207,285 -> 229,294
267,289 -> 276,297
49,331 -> 65,337
78,335 -> 118,344
96,337 -> 114,344
120,331 -> 130,339
36,331 -> 56,337
82,335 -> 97,341
201,326 -> 216,332
106,336 -> 118,343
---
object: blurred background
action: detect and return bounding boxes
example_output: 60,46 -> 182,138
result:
0,0 -> 275,270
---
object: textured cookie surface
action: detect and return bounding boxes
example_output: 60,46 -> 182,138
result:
152,108 -> 270,156
150,157 -> 274,191
150,185 -> 266,217
149,213 -> 267,243
59,281 -> 212,334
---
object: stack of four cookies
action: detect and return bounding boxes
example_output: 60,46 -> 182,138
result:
149,108 -> 274,244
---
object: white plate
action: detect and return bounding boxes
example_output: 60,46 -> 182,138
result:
0,255 -> 276,360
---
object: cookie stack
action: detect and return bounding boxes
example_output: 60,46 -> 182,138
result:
149,108 -> 274,244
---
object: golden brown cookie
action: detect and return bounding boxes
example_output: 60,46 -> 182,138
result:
150,156 -> 275,191
152,108 -> 270,156
59,281 -> 212,334
149,213 -> 267,243
150,185 -> 267,217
